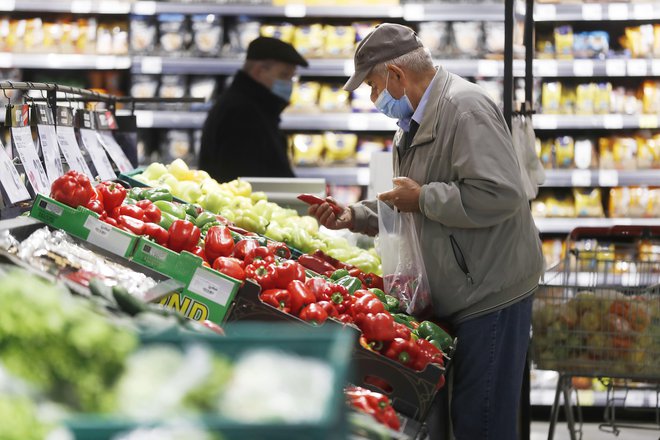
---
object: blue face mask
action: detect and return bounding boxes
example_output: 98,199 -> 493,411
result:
271,79 -> 293,102
374,72 -> 414,120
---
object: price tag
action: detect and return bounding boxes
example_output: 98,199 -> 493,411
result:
478,60 -> 500,77
188,267 -> 235,306
0,0 -> 15,11
343,59 -> 355,76
533,115 -> 558,130
598,170 -> 618,187
534,4 -> 556,20
99,0 -> 131,13
571,170 -> 592,187
581,3 -> 602,20
653,60 -> 660,76
37,125 -> 64,185
605,59 -> 626,77
11,126 -> 50,195
42,199 -> 63,216
633,3 -> 654,20
56,125 -> 94,179
284,4 -> 306,17
132,1 -> 157,15
627,59 -> 647,76
639,114 -> 658,129
79,129 -> 116,180
140,56 -> 162,74
97,131 -> 133,173
71,0 -> 92,13
357,168 -> 370,186
536,60 -> 558,77
84,216 -> 133,257
95,55 -> 116,70
0,52 -> 13,68
403,4 -> 425,21
347,115 -> 369,131
141,242 -> 168,261
608,3 -> 629,20
603,114 -> 624,129
573,60 -> 594,77
0,139 -> 30,203
135,111 -> 154,128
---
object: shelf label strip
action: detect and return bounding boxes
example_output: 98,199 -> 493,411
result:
11,126 -> 50,195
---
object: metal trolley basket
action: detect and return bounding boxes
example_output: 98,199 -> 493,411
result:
531,226 -> 660,439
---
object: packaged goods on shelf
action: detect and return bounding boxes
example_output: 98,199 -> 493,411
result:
324,25 -> 357,59
484,22 -> 506,56
324,132 -> 358,162
191,14 -> 222,57
130,15 -> 157,55
418,22 -> 449,57
609,187 -> 660,218
292,133 -> 325,166
190,77 -> 217,102
573,188 -> 605,218
356,137 -> 391,165
542,238 -> 565,269
289,81 -> 322,113
158,14 -> 191,55
228,19 -> 261,55
160,130 -> 195,164
532,189 -> 576,218
350,83 -> 376,113
621,24 -> 657,59
260,22 -> 295,44
158,75 -> 187,99
131,74 -> 159,99
293,24 -> 325,59
318,84 -> 351,113
451,22 -> 483,57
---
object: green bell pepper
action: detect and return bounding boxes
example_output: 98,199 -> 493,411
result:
416,321 -> 453,352
335,275 -> 362,295
153,200 -> 186,220
383,295 -> 400,312
330,269 -> 349,281
158,211 -> 179,230
142,187 -> 173,202
128,187 -> 144,200
201,221 -> 222,236
393,313 -> 420,330
184,203 -> 202,219
123,197 -> 137,205
185,214 -> 197,224
369,288 -> 387,301
229,230 -> 244,243
195,211 -> 218,229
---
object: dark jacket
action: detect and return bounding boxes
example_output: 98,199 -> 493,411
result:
200,70 -> 295,182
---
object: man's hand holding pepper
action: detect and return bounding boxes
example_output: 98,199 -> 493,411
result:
378,177 -> 422,212
308,197 -> 354,230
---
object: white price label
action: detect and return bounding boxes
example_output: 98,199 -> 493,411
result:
598,170 -> 618,187
608,3 -> 629,20
84,216 -> 133,257
132,1 -> 157,15
37,125 -> 64,185
633,3 -> 654,20
605,59 -> 626,77
0,0 -> 15,11
347,115 -> 369,131
95,55 -> 116,70
343,59 -> 355,76
0,139 -> 30,203
356,168 -> 370,186
56,125 -> 94,179
573,60 -> 594,77
571,170 -> 592,187
135,111 -> 154,128
533,115 -> 558,130
581,3 -> 602,20
99,0 -> 130,13
97,131 -> 133,173
603,114 -> 624,129
403,4 -> 425,20
80,129 -> 116,181
534,4 -> 556,20
11,126 -> 50,195
140,56 -> 162,74
478,60 -> 500,77
653,60 -> 660,76
141,242 -> 168,261
188,267 -> 236,306
71,0 -> 92,13
284,4 -> 306,17
627,59 -> 647,76
536,60 -> 558,77
639,114 -> 658,129
43,200 -> 63,216
0,52 -> 13,68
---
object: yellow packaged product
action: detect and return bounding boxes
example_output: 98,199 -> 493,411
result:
323,132 -> 357,162
636,136 -> 659,169
323,25 -> 356,58
293,24 -> 325,58
538,139 -> 554,169
575,83 -> 595,115
7,19 -> 25,52
542,238 -> 565,269
574,138 -> 597,169
609,187 -> 649,218
356,137 -> 387,165
554,25 -> 574,59
594,83 -> 611,114
598,137 -> 615,169
554,136 -> 574,169
318,84 -> 351,112
260,23 -> 295,44
542,82 -> 562,114
289,81 -> 321,113
96,22 -> 113,55
560,86 -> 576,115
612,137 -> 638,170
655,24 -> 660,58
573,188 -> 604,218
291,134 -> 324,166
112,21 -> 129,55
23,18 -> 44,53
532,190 -> 576,218
641,80 -> 660,114
649,188 -> 660,217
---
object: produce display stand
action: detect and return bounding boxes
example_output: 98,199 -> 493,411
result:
531,226 -> 660,440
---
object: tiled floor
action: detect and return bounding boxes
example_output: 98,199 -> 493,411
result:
531,421 -> 660,440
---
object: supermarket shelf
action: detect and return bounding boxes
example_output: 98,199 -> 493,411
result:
534,2 -> 660,22
282,112 -> 398,131
534,217 -> 660,234
131,1 -> 505,21
294,167 -> 370,186
542,169 -> 660,187
530,389 -> 658,407
534,59 -> 660,77
533,114 -> 660,130
0,53 -> 131,70
128,110 -> 207,129
1,0 -> 131,13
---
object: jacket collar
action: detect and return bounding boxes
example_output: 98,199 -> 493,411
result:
231,70 -> 289,115
409,66 -> 450,149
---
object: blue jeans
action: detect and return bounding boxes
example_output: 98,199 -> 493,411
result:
426,295 -> 533,440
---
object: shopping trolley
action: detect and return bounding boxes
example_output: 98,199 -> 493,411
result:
531,226 -> 660,440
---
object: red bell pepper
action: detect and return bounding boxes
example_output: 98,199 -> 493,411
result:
117,215 -> 145,235
190,245 -> 208,262
232,238 -> 259,260
259,289 -> 291,313
363,273 -> 384,290
329,284 -> 353,315
167,220 -> 201,253
274,260 -> 306,289
316,301 -> 338,319
136,199 -> 161,224
113,204 -> 144,220
412,338 -> 445,371
97,181 -> 126,213
384,337 -> 419,367
346,387 -> 401,431
287,279 -> 316,314
205,225 -> 234,262
393,321 -> 412,341
299,303 -> 329,325
143,222 -> 169,246
100,214 -> 118,227
267,241 -> 291,259
298,254 -> 337,275
305,277 -> 332,302
212,256 -> 246,283
351,291 -> 386,319
245,261 -> 278,290
50,170 -> 95,208
359,312 -> 396,342
85,198 -> 105,215
244,246 -> 275,266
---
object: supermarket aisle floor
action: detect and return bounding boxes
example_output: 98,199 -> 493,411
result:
531,421 -> 660,439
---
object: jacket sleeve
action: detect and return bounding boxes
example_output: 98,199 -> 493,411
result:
418,108 -> 525,228
349,198 -> 379,237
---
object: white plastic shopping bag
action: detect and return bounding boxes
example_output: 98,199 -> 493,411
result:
376,199 -> 432,316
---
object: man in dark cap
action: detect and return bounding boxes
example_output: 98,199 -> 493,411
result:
200,36 -> 308,181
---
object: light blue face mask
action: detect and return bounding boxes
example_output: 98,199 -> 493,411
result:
271,79 -> 293,102
374,71 -> 414,120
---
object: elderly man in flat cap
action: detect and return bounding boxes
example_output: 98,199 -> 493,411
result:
308,23 -> 543,440
201,36 -> 308,181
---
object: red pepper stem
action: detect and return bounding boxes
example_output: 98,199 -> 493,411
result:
399,352 -> 410,363
331,292 -> 343,304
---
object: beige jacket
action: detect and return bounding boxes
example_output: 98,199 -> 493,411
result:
351,67 -> 544,323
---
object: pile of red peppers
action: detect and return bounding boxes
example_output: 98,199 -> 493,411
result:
345,386 -> 400,431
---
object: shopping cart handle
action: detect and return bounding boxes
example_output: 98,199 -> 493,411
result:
569,225 -> 660,240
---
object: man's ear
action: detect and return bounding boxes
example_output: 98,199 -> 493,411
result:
387,64 -> 405,82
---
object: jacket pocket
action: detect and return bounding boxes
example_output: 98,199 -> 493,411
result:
449,234 -> 473,285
